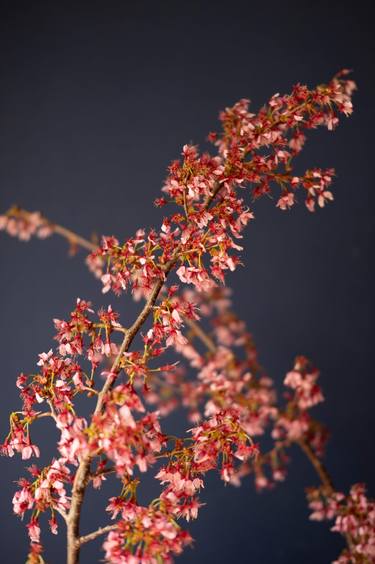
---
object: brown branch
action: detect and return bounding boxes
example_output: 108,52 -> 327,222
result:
55,507 -> 69,523
52,224 -> 97,252
204,180 -> 223,208
4,207 -> 97,252
297,438 -> 334,493
297,440 -> 355,551
79,524 -> 118,546
89,467 -> 115,480
185,317 -> 216,353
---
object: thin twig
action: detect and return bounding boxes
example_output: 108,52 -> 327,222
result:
79,524 -> 118,545
52,224 -> 97,252
185,317 -> 216,353
55,507 -> 69,523
297,439 -> 334,492
5,207 -> 97,252
89,467 -> 115,480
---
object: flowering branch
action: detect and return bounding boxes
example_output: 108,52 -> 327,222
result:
66,277 -> 171,563
2,71 -> 371,564
66,169 -> 235,561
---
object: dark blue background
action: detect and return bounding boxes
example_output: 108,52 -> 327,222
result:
0,1 -> 374,562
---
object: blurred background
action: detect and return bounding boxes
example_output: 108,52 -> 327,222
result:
0,1 -> 374,562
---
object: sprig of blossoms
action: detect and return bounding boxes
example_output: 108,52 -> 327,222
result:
214,70 -> 355,212
272,356 -> 326,448
82,72 -> 355,299
158,288 -> 328,490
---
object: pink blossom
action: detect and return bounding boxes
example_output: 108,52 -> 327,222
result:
276,192 -> 295,210
27,518 -> 41,543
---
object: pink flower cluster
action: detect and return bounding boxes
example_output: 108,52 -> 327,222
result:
307,484 -> 375,563
83,72 -> 355,299
0,209 -> 52,241
168,290 -> 329,491
90,386 -> 165,476
103,507 -> 192,564
271,357 -> 325,446
283,362 -> 324,409
102,410 -> 257,563
12,459 -> 71,560
213,71 -> 355,212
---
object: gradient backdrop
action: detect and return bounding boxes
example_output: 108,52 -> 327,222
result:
0,2 -> 374,563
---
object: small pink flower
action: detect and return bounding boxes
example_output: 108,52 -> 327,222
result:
27,518 -> 41,543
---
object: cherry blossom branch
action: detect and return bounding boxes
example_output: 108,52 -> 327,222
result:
0,211 -> 336,503
1,73 -> 362,564
67,181 -> 228,561
66,274 -> 176,562
0,207 -> 348,560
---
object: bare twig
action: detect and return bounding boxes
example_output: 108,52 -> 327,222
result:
297,438 -> 334,492
79,524 -> 118,546
185,317 -> 216,353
